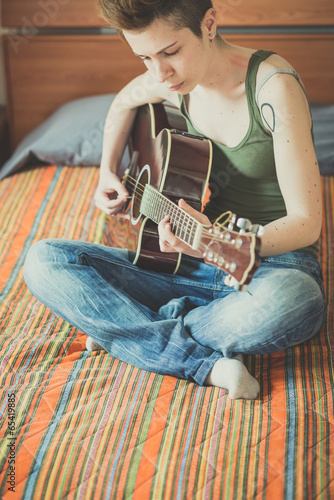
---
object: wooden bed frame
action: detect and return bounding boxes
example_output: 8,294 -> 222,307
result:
1,0 -> 334,152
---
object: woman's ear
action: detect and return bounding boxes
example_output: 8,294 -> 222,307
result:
202,7 -> 218,37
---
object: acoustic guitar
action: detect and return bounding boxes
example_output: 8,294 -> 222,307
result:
117,103 -> 262,290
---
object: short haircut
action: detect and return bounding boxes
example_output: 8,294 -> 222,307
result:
97,0 -> 213,38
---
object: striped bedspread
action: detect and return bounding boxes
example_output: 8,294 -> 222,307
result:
0,165 -> 333,499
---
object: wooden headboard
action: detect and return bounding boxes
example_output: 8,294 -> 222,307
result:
2,0 -> 334,28
1,0 -> 334,152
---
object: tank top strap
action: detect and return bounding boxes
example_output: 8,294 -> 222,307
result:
255,68 -> 307,105
245,50 -> 277,124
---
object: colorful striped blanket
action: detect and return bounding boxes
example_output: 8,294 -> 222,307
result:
0,165 -> 333,499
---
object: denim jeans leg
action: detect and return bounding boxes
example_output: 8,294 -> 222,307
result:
23,239 -> 221,385
24,240 -> 325,385
185,253 -> 325,357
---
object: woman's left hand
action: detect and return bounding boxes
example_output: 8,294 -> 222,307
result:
158,198 -> 211,257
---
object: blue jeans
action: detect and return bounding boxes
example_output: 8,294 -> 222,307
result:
23,239 -> 325,385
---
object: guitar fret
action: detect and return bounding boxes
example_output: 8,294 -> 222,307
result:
180,212 -> 188,242
184,217 -> 190,244
178,212 -> 184,239
187,220 -> 194,246
157,196 -> 164,223
184,217 -> 191,245
162,197 -> 169,221
188,219 -> 194,246
190,223 -> 197,247
153,195 -> 158,222
176,211 -> 183,240
172,205 -> 184,239
170,205 -> 178,233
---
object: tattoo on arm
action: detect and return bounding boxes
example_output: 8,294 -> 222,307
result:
260,103 -> 276,133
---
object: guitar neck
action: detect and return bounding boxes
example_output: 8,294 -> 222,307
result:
140,185 -> 202,249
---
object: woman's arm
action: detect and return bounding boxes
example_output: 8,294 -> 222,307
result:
158,72 -> 322,260
95,71 -> 178,215
257,72 -> 322,256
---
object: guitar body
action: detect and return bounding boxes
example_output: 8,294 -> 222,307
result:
128,103 -> 213,274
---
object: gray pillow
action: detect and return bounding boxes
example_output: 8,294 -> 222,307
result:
0,94 -> 130,179
310,102 -> 334,176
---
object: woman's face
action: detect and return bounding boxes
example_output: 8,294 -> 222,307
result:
123,18 -> 210,94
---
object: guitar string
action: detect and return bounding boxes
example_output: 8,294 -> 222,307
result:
122,174 -> 245,243
123,174 -> 198,242
123,174 -> 224,245
121,174 -> 249,245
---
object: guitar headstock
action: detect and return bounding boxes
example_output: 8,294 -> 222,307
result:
199,217 -> 263,290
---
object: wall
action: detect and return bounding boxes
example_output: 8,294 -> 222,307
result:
1,0 -> 333,108
0,0 -> 7,106
0,1 -> 8,105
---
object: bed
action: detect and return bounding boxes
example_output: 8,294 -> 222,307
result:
1,0 -> 334,498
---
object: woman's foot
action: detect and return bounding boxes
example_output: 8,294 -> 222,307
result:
86,336 -> 104,351
205,357 -> 260,400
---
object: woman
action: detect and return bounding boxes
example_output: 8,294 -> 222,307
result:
24,0 -> 325,399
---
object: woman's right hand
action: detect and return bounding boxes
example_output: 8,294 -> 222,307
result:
94,170 -> 130,216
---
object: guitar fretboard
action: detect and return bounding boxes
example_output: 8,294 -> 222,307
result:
139,185 -> 201,249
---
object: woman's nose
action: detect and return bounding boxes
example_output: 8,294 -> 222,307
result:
153,60 -> 173,83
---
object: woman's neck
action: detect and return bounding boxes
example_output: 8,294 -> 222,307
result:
194,40 -> 253,96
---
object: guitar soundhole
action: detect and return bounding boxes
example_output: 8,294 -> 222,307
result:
132,165 -> 151,224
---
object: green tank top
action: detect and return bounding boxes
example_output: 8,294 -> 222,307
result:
178,49 -> 318,256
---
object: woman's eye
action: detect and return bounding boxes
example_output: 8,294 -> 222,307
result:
138,48 -> 180,62
165,49 -> 180,57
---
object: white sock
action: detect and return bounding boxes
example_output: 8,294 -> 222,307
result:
205,357 -> 260,400
86,336 -> 103,351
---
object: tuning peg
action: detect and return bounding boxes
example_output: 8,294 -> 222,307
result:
223,275 -> 235,287
250,223 -> 264,236
233,283 -> 248,292
236,218 -> 252,234
224,275 -> 249,291
228,213 -> 236,231
223,275 -> 248,291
